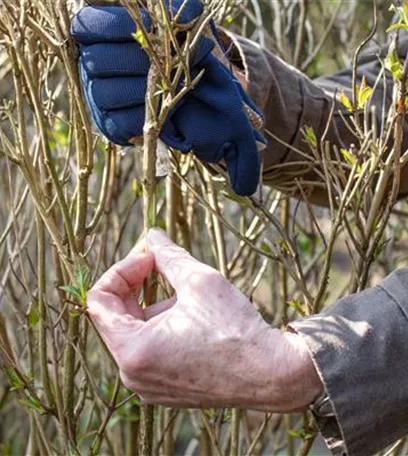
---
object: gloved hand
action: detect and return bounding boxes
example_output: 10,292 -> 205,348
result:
71,0 -> 266,196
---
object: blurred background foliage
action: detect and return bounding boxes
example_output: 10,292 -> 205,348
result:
227,0 -> 393,75
0,1 -> 407,455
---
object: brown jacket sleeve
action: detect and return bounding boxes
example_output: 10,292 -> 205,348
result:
291,268 -> 408,456
223,32 -> 408,206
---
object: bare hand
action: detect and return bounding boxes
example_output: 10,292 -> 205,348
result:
87,229 -> 322,411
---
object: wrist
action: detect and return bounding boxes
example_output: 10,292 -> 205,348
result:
249,327 -> 323,412
235,324 -> 323,412
280,331 -> 324,410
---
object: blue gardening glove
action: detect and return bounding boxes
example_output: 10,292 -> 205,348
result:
71,1 -> 266,196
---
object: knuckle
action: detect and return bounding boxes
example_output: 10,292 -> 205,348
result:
161,246 -> 190,269
119,346 -> 153,379
191,269 -> 224,291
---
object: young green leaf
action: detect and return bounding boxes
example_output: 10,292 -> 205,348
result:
296,233 -> 313,255
358,87 -> 373,108
19,393 -> 46,414
154,81 -> 169,97
288,428 -> 316,440
357,77 -> 373,109
340,148 -> 357,167
340,91 -> 352,111
341,148 -> 363,174
302,126 -> 318,148
386,23 -> 408,33
132,29 -> 148,48
28,308 -> 39,328
60,285 -> 82,302
385,51 -> 403,80
5,368 -> 25,391
75,265 -> 90,303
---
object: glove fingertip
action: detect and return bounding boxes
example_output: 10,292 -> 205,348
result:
167,0 -> 203,26
254,128 -> 267,147
224,142 -> 261,196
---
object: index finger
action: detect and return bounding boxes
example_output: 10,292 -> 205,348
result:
146,228 -> 217,292
71,6 -> 151,45
93,242 -> 154,299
